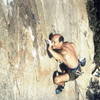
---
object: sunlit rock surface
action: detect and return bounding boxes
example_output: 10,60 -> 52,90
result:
0,0 -> 96,100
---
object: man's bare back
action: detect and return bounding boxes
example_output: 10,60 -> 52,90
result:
60,42 -> 78,69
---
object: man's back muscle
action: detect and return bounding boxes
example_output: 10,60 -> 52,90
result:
61,42 -> 78,68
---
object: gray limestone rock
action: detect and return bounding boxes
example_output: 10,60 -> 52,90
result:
0,0 -> 96,100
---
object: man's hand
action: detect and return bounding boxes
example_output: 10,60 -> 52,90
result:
45,39 -> 53,58
46,39 -> 54,50
45,39 -> 51,45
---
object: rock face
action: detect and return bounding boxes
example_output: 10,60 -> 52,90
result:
0,0 -> 95,100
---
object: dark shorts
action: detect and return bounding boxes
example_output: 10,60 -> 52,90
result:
59,63 -> 81,81
68,68 -> 80,81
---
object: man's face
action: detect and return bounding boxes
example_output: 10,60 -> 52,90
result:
51,37 -> 61,49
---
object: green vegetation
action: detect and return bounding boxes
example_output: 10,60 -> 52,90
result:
86,0 -> 100,65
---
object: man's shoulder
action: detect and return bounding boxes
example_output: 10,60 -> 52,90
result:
63,41 -> 75,46
62,42 -> 76,52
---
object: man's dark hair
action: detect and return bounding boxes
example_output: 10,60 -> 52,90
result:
49,33 -> 53,40
59,36 -> 64,42
49,33 -> 64,42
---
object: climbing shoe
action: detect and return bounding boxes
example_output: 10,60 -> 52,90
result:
55,85 -> 64,94
79,58 -> 86,67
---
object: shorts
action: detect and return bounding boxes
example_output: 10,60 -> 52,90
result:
59,63 -> 81,81
68,66 -> 81,81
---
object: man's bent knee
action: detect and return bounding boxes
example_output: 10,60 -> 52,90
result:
54,74 -> 70,85
54,77 -> 61,85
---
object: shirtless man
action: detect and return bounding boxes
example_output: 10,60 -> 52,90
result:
47,33 -> 85,94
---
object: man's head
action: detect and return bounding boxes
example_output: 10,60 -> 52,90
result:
49,33 -> 64,49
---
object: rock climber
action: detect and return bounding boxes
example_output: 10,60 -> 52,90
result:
46,33 -> 86,94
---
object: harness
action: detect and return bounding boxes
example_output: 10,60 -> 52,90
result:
68,64 -> 80,72
68,62 -> 83,76
59,60 -> 84,77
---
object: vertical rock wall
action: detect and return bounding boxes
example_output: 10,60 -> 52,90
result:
0,0 -> 95,100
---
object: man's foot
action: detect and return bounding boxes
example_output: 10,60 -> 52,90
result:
55,85 -> 64,94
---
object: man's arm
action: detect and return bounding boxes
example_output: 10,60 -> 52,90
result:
48,47 -> 67,64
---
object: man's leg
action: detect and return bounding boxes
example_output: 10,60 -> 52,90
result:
53,73 -> 70,94
54,73 -> 70,85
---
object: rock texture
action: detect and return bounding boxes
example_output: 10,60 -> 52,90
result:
0,0 -> 96,100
